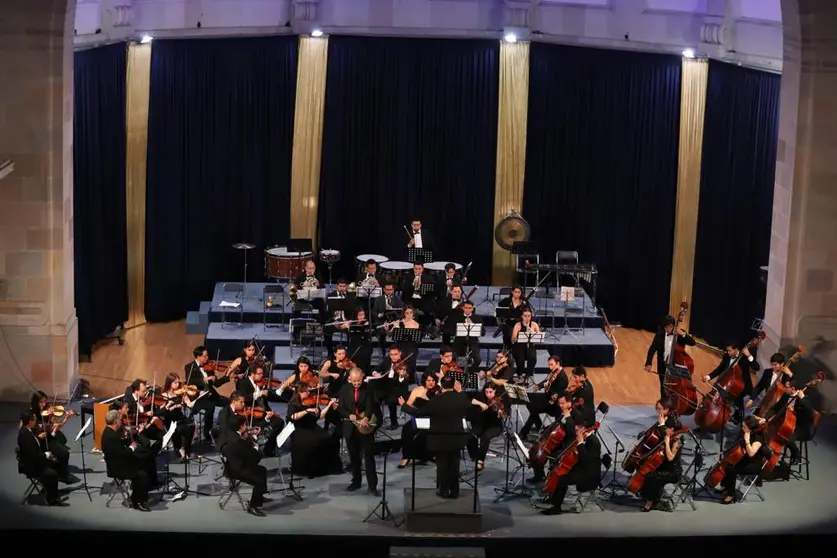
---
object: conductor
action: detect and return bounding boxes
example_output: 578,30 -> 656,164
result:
402,374 -> 487,498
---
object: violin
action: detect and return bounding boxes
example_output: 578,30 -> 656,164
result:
440,361 -> 462,375
236,406 -> 267,421
754,346 -> 805,418
34,408 -> 77,437
336,358 -> 356,371
204,360 -> 232,375
483,350 -> 511,378
543,422 -> 600,496
666,302 -> 699,416
487,397 -> 507,419
626,426 -> 688,493
254,377 -> 282,391
694,331 -> 766,434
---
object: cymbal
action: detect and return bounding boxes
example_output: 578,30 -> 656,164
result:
232,242 -> 256,250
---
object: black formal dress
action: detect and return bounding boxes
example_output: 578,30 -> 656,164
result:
30,404 -> 71,476
221,432 -> 268,508
520,369 -> 568,437
160,395 -> 195,456
286,400 -> 343,478
548,435 -> 602,508
235,376 -> 286,456
512,322 -> 541,379
496,297 -> 530,349
400,390 -> 438,463
17,426 -> 61,502
467,395 -> 505,463
184,361 -> 231,439
720,431 -> 768,494
638,445 -> 682,502
338,383 -> 379,489
645,330 -> 696,399
101,426 -> 150,505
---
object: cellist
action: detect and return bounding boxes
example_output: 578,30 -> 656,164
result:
701,342 -> 760,425
638,415 -> 684,512
527,393 -> 579,484
747,353 -> 793,414
539,424 -> 602,516
717,415 -> 769,504
644,315 -> 696,400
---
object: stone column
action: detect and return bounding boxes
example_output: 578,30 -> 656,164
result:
0,0 -> 78,401
766,1 -> 837,372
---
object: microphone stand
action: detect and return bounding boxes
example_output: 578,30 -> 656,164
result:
597,417 -> 627,497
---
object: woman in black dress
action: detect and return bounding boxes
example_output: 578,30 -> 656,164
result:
468,383 -> 507,471
286,383 -> 343,478
160,372 -> 197,460
396,372 -> 439,468
638,415 -> 684,511
497,285 -> 531,349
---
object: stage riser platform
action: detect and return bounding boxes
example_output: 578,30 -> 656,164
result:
403,489 -> 484,534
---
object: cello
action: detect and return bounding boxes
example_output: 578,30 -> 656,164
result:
754,346 -> 805,418
694,331 -> 766,434
622,421 -> 667,473
543,422 -> 600,496
666,302 -> 699,416
626,426 -> 689,493
528,399 -> 584,467
761,372 -> 825,472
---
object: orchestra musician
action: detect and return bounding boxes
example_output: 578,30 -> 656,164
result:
101,409 -> 151,511
124,379 -> 164,443
370,345 -> 412,430
717,415 -> 770,504
277,356 -> 317,400
497,285 -> 530,349
467,384 -> 506,471
216,392 -> 247,450
286,383 -> 343,478
528,392 -> 580,483
481,350 -> 516,394
638,415 -> 684,512
747,352 -> 793,413
402,374 -> 488,499
702,342 -> 760,424
317,346 -> 356,429
325,278 -> 356,355
226,340 -> 262,381
357,259 -> 383,288
520,356 -> 567,439
539,424 -> 602,515
406,219 -> 434,252
435,262 -> 466,299
30,391 -> 72,480
373,282 -> 404,353
186,345 -> 231,442
436,284 -> 465,347
341,308 -> 373,372
401,263 -> 434,328
644,315 -> 696,399
222,415 -> 270,516
568,367 -> 596,426
292,260 -> 327,327
235,365 -> 285,456
338,368 -> 380,495
396,372 -> 440,468
453,299 -> 482,367
17,412 -> 67,506
160,373 -> 196,460
511,308 -> 541,380
381,306 -> 420,376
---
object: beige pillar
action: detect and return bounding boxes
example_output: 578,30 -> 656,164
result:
0,0 -> 79,401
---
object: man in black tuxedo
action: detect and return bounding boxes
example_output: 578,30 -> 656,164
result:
123,379 -> 163,444
644,315 -> 696,399
406,219 -> 434,253
337,368 -> 379,495
101,409 -> 151,511
235,367 -> 285,456
186,345 -> 231,441
373,282 -> 403,352
540,424 -> 602,515
436,284 -> 465,346
17,412 -> 66,506
435,262 -> 466,301
357,259 -> 384,288
222,415 -> 270,516
520,355 -> 567,438
216,392 -> 246,451
702,341 -> 761,423
324,278 -> 356,355
402,375 -> 487,498
568,367 -> 596,427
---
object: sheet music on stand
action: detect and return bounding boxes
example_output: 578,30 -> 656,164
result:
417,282 -> 435,297
559,286 -> 575,303
406,248 -> 433,264
504,383 -> 530,404
358,286 -> 382,299
296,288 -> 326,301
326,297 -> 354,318
456,322 -> 482,339
517,331 -> 545,345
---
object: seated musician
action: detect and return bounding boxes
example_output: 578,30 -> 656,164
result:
17,412 -> 67,506
397,372 -> 440,468
370,345 -> 412,428
497,285 -> 530,349
216,392 -> 247,450
226,340 -> 261,381
286,383 -> 343,478
540,424 -> 602,515
568,367 -> 596,426
101,409 -> 151,511
338,368 -> 380,495
325,278 -> 355,355
436,284 -> 465,347
382,306 -> 420,376
747,352 -> 793,413
511,309 -> 541,380
644,315 -> 696,400
401,262 -> 434,328
638,415 -> 684,512
702,342 -> 760,423
373,283 -> 403,353
235,366 -> 285,456
467,384 -> 506,471
292,259 -> 327,326
124,379 -> 164,443
528,393 -> 580,483
185,345 -> 231,442
481,350 -> 516,394
453,300 -> 483,368
30,391 -> 72,481
277,356 -> 317,399
160,373 -> 196,460
357,259 -> 383,288
342,308 -> 372,372
222,415 -> 270,516
718,415 -> 770,504
436,262 -> 466,300
520,356 -> 566,439
406,219 -> 433,251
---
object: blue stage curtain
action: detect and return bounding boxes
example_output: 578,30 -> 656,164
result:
73,44 -> 128,356
145,37 -> 298,322
522,42 -> 681,331
690,61 -> 780,347
317,36 -> 499,285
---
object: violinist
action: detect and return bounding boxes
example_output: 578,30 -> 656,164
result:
382,306 -> 421,374
453,300 -> 482,367
497,285 -> 531,349
342,308 -> 373,372
339,368 -> 380,495
528,393 -> 579,484
373,283 -> 404,352
638,415 -> 684,512
539,424 -> 602,516
216,392 -> 247,450
30,391 -> 72,481
568,367 -> 595,426
186,345 -> 231,442
320,345 -> 353,396
426,346 -> 461,388
396,372 -> 440,468
17,412 -> 66,506
277,356 -> 317,400
482,350 -> 516,393
291,260 -> 327,330
435,262 -> 466,300
436,284 -> 465,346
717,415 -> 769,504
222,415 -> 271,516
357,259 -> 383,288
286,383 -> 343,478
370,345 -> 412,430
702,342 -> 760,424
511,308 -> 541,380
101,409 -> 151,511
325,278 -> 355,355
520,356 -> 566,439
467,384 -> 506,471
226,340 -> 262,381
644,315 -> 696,399
235,366 -> 285,456
124,379 -> 164,443
401,263 -> 434,328
160,373 -> 196,460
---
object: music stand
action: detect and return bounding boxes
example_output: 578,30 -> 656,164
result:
161,422 -> 188,501
594,402 -> 628,498
272,423 -> 303,500
493,307 -> 513,343
357,285 -> 381,332
391,326 -> 422,348
264,284 -> 285,330
503,383 -> 530,431
493,422 -> 531,502
406,248 -> 433,265
557,288 -> 581,343
71,418 -> 93,501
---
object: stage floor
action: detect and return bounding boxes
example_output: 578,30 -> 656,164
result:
3,400 -> 836,540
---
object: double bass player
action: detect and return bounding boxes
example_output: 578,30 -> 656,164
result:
644,315 -> 696,399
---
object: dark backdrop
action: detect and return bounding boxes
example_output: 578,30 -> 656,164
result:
690,60 -> 780,347
145,37 -> 298,322
73,43 -> 128,356
317,36 -> 499,285
522,42 -> 682,331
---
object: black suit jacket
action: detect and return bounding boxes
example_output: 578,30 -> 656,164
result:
216,405 -> 238,448
709,353 -> 760,397
183,361 -> 228,393
435,273 -> 464,300
337,383 -> 377,439
373,294 -> 404,322
645,331 -> 696,375
401,272 -> 434,303
17,427 -> 50,475
408,229 -> 434,252
573,434 -> 602,492
221,432 -> 261,476
101,426 -> 142,479
235,376 -> 272,411
403,390 -> 473,452
573,382 -> 596,426
537,369 -> 568,395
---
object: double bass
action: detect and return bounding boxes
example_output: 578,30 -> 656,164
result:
666,302 -> 699,416
694,331 -> 766,434
754,346 -> 805,418
543,422 -> 600,496
761,372 -> 825,472
626,426 -> 689,493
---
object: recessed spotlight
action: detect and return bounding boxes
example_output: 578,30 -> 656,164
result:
311,29 -> 323,38
504,33 -> 517,43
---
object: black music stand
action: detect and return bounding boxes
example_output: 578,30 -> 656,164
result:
363,435 -> 401,527
493,307 -> 513,344
326,297 -> 355,344
594,402 -> 628,498
406,248 -> 433,264
287,238 -> 313,254
70,419 -> 94,501
493,416 -> 531,502
391,327 -> 422,357
456,322 -> 482,387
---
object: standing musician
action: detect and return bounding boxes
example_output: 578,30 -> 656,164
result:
717,415 -> 770,504
318,345 -> 356,429
343,308 -> 373,372
338,368 -> 379,495
539,423 -> 602,515
286,383 -> 343,477
17,412 -> 67,506
160,373 -> 196,460
30,391 -> 72,480
497,285 -> 531,349
401,262 -> 434,328
325,278 -> 355,355
453,300 -> 483,367
467,384 -> 506,471
226,340 -> 264,381
436,284 -> 465,346
436,263 -> 466,299
527,393 -> 580,484
373,283 -> 404,352
101,409 -> 151,511
520,356 -> 566,439
644,315 -> 696,399
235,365 -> 285,456
357,259 -> 383,288
568,367 -> 595,426
481,350 -> 516,393
702,342 -> 760,424
406,218 -> 434,251
124,379 -> 164,443
638,415 -> 684,512
292,260 -> 327,327
402,374 -> 487,499
396,372 -> 440,468
222,415 -> 270,516
186,345 -> 231,442
511,308 -> 541,380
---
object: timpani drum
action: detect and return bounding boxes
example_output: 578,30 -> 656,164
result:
319,249 -> 341,264
424,261 -> 463,277
264,247 -> 312,279
380,260 -> 413,284
356,253 -> 389,275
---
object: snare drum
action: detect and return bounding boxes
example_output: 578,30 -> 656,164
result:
380,260 -> 413,284
424,261 -> 463,277
357,254 -> 389,275
319,249 -> 341,264
264,247 -> 312,279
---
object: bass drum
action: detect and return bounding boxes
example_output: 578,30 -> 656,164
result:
264,247 -> 311,279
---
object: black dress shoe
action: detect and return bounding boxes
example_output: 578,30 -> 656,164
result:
540,506 -> 562,516
247,506 -> 266,517
368,487 -> 380,497
347,482 -> 361,492
132,503 -> 150,512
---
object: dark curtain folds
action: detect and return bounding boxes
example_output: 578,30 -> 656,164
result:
73,43 -> 128,356
522,42 -> 681,331
691,61 -> 780,348
318,36 -> 499,285
145,37 -> 298,322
